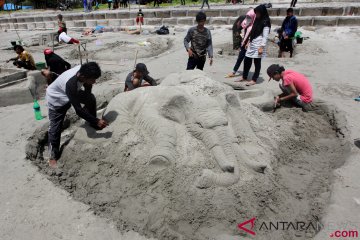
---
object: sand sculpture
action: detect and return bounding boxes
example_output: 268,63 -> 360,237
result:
107,70 -> 267,189
25,70 -> 349,240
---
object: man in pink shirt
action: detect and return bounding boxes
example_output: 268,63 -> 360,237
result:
267,64 -> 313,111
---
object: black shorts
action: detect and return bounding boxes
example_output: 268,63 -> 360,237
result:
280,38 -> 293,52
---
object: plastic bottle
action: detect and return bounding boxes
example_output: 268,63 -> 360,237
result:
33,100 -> 43,120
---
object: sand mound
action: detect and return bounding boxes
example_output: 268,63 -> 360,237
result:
26,71 -> 350,240
67,37 -> 172,61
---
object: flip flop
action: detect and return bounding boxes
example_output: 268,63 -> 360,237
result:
225,73 -> 239,78
234,78 -> 247,82
245,81 -> 257,86
354,97 -> 360,101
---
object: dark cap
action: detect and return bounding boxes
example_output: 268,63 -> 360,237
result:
135,63 -> 149,75
267,64 -> 283,81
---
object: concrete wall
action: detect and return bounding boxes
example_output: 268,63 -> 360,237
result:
0,68 -> 27,85
1,15 -> 359,29
0,6 -> 359,25
0,70 -> 46,107
0,6 -> 359,30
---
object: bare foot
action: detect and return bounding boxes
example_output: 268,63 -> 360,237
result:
245,80 -> 257,86
48,159 -> 57,168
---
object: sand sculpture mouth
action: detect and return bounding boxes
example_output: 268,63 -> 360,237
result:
26,70 -> 350,240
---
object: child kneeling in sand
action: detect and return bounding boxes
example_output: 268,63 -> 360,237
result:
124,63 -> 157,91
267,64 -> 313,111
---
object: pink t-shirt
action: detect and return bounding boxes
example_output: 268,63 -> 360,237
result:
282,70 -> 313,103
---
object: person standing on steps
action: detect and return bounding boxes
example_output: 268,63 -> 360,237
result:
184,12 -> 213,71
201,0 -> 210,9
278,8 -> 298,58
237,4 -> 271,86
113,0 -> 119,9
136,9 -> 144,26
83,0 -> 87,12
107,0 -> 112,10
46,62 -> 108,168
290,0 -> 297,7
87,0 -> 93,12
153,0 -> 160,7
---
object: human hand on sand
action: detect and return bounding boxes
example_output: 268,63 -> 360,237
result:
97,119 -> 109,129
274,96 -> 281,107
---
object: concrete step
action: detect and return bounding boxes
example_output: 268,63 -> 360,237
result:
1,15 -> 359,31
0,5 -> 358,26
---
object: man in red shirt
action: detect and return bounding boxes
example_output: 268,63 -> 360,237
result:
267,64 -> 313,111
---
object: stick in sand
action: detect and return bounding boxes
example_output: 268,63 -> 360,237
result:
107,50 -> 138,86
134,49 -> 139,68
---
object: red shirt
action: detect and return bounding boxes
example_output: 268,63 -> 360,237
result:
283,70 -> 313,103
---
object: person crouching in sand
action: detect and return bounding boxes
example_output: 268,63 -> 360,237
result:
57,31 -> 80,44
267,64 -> 313,111
124,63 -> 157,91
46,62 -> 108,168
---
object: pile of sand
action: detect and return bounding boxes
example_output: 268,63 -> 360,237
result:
26,71 -> 350,240
67,37 -> 173,62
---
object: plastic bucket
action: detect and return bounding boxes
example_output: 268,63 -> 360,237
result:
296,37 -> 303,44
36,62 -> 46,70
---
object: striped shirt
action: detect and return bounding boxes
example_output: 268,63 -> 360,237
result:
245,27 -> 270,58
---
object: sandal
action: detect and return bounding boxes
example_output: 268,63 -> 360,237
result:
234,78 -> 247,82
225,72 -> 236,78
245,80 -> 257,86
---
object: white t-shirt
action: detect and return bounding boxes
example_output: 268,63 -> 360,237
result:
46,65 -> 82,109
59,32 -> 71,43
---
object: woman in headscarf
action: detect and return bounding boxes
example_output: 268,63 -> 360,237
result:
44,49 -> 71,75
227,8 -> 256,78
238,4 -> 271,86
